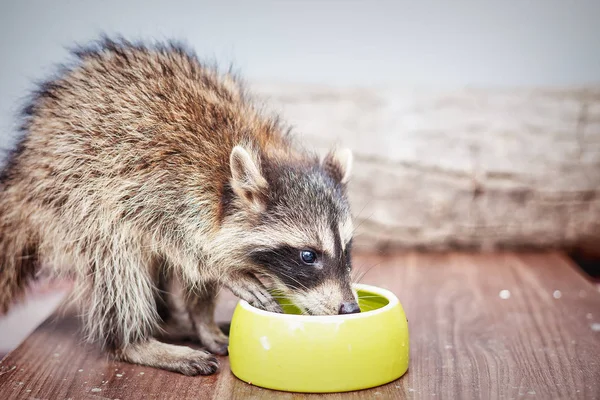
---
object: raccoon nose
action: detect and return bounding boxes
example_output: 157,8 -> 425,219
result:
338,301 -> 361,315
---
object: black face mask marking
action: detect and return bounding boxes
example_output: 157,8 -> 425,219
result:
250,244 -> 351,290
329,218 -> 353,281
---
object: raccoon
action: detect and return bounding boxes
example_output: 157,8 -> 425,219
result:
0,37 -> 358,376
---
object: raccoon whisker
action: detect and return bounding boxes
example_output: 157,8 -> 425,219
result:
353,261 -> 382,284
274,271 -> 309,291
278,282 -> 306,293
350,268 -> 363,283
352,198 -> 373,223
291,300 -> 310,315
353,270 -> 369,284
349,198 -> 374,235
254,271 -> 306,293
351,211 -> 375,238
301,295 -> 333,316
266,296 -> 289,301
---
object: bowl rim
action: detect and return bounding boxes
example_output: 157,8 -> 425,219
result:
237,283 -> 399,321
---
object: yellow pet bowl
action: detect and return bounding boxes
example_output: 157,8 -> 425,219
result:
228,283 -> 409,393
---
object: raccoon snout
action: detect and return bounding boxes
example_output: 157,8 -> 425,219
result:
338,301 -> 360,315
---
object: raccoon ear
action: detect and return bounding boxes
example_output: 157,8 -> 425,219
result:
322,148 -> 353,185
229,146 -> 268,211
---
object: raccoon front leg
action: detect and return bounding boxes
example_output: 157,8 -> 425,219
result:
186,281 -> 230,355
224,272 -> 283,313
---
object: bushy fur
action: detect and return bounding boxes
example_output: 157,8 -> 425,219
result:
0,36 -> 355,375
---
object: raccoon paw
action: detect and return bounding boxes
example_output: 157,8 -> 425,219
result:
204,336 -> 229,356
252,295 -> 283,314
175,349 -> 220,376
198,326 -> 230,355
225,273 -> 283,314
116,339 -> 220,376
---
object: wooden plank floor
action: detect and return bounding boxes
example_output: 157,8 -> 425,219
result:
1,252 -> 599,399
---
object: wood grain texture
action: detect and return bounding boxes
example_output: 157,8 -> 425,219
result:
1,252 -> 599,399
252,85 -> 600,255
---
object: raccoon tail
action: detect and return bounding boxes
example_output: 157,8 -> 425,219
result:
0,196 -> 40,315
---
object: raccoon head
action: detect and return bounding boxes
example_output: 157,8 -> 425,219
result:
228,145 -> 358,315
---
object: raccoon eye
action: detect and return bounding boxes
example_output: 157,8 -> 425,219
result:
300,250 -> 317,265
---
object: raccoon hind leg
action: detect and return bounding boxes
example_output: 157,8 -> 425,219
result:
187,281 -> 229,356
116,338 -> 219,376
0,228 -> 40,315
83,245 -> 220,376
161,275 -> 229,355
